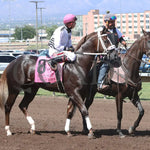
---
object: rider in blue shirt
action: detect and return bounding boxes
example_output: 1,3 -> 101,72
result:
97,12 -> 127,90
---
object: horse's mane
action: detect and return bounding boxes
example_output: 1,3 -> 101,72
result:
124,34 -> 145,57
74,32 -> 97,51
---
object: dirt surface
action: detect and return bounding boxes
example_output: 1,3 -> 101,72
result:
0,95 -> 150,150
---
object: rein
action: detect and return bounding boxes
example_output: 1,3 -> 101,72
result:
75,52 -> 107,55
75,31 -> 113,56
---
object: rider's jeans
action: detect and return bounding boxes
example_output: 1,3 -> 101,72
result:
97,63 -> 109,88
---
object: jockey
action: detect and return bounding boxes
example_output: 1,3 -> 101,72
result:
97,12 -> 127,90
48,14 -> 77,70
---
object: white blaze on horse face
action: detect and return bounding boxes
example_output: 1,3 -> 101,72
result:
85,116 -> 92,130
5,125 -> 12,136
65,118 -> 70,132
26,116 -> 35,131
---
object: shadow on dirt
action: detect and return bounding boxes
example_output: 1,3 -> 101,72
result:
16,129 -> 150,138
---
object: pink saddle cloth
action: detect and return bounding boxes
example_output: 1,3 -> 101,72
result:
34,56 -> 63,83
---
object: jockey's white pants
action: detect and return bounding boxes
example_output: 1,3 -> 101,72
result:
49,48 -> 76,62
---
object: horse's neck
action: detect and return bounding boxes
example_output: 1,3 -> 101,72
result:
77,40 -> 97,73
122,40 -> 143,79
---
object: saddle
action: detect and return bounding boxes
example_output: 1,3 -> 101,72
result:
109,66 -> 126,84
105,65 -> 141,92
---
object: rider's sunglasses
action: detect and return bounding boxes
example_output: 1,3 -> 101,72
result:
110,16 -> 117,20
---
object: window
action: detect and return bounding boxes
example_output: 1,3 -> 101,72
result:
0,56 -> 16,63
140,14 -> 144,17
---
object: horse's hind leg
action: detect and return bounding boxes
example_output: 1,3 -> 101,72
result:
65,98 -> 76,136
19,87 -> 38,134
129,94 -> 144,134
5,92 -> 19,136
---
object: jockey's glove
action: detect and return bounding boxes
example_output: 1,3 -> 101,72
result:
68,47 -> 74,52
64,47 -> 74,52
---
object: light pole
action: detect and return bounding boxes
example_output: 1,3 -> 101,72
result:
8,0 -> 11,45
30,1 -> 44,52
20,26 -> 23,42
38,7 -> 45,49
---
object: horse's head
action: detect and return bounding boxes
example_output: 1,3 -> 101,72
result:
96,27 -> 115,54
142,29 -> 150,57
74,28 -> 114,58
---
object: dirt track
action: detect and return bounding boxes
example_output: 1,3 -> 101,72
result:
0,95 -> 150,150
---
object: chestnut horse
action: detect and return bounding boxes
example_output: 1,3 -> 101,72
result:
66,29 -> 150,138
0,30 -> 112,138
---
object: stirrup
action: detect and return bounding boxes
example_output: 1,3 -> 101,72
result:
97,84 -> 109,91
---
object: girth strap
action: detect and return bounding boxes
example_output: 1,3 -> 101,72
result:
55,68 -> 65,93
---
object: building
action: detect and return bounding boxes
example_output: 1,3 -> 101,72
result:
72,9 -> 150,44
0,30 -> 14,43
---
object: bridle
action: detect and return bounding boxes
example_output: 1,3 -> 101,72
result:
75,30 -> 115,56
97,30 -> 115,54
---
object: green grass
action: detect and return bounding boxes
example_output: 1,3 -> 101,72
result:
140,82 -> 150,100
34,82 -> 150,101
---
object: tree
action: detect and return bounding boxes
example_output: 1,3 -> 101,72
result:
46,25 -> 58,39
13,25 -> 36,40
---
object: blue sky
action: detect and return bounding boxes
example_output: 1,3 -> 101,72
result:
1,0 -> 150,21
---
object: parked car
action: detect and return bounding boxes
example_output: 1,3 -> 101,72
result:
0,55 -> 16,72
119,49 -> 150,73
139,54 -> 150,73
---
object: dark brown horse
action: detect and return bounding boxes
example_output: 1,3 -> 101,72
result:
0,30 -> 112,137
66,29 -> 150,138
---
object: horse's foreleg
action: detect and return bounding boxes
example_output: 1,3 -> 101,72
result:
81,85 -> 97,134
19,87 -> 38,134
115,95 -> 125,138
82,95 -> 95,133
129,98 -> 144,134
71,94 -> 94,139
65,98 -> 76,136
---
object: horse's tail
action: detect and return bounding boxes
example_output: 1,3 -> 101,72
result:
0,75 -> 8,110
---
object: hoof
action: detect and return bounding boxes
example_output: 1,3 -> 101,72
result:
30,129 -> 35,134
117,129 -> 126,138
67,132 -> 72,137
129,126 -> 135,134
88,132 -> 95,139
7,132 -> 12,136
119,134 -> 126,138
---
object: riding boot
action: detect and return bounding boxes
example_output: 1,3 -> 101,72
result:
48,55 -> 68,70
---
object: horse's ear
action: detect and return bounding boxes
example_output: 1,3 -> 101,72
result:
142,28 -> 147,36
101,26 -> 106,34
